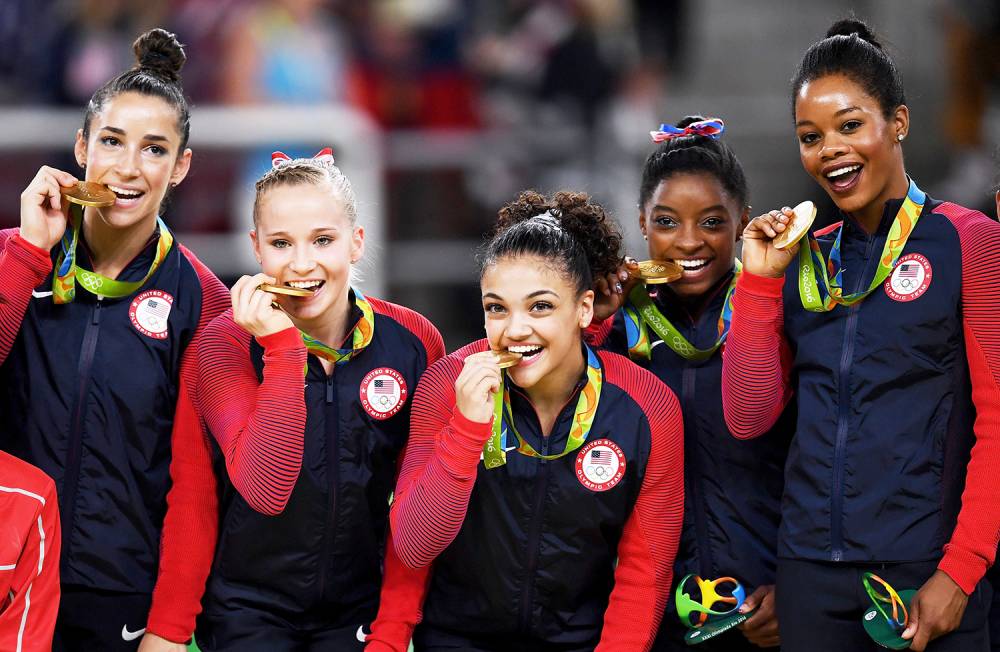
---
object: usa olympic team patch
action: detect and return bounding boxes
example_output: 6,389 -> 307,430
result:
129,290 -> 173,339
360,367 -> 407,420
884,253 -> 932,302
575,439 -> 626,492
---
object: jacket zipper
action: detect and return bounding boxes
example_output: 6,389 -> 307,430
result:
830,233 -> 877,561
61,299 -> 102,555
317,372 -> 338,599
681,364 -> 715,575
518,434 -> 550,634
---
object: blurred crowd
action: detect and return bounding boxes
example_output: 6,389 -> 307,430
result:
0,0 -> 996,346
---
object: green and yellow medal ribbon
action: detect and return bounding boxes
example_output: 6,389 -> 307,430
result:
53,205 -> 173,304
620,261 -> 741,362
798,179 -> 925,312
482,345 -> 602,469
299,288 -> 375,366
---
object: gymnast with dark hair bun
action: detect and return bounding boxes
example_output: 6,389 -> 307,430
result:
389,190 -> 685,651
590,115 -> 791,650
0,28 -> 229,651
723,18 -> 1000,652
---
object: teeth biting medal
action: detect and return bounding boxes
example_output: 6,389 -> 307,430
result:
636,259 -> 684,284
60,182 -> 116,208
259,283 -> 316,297
478,350 -> 523,369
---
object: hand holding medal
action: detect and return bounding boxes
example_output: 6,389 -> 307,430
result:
231,273 -> 295,338
741,202 -> 814,278
456,350 -> 511,425
19,166 -> 84,251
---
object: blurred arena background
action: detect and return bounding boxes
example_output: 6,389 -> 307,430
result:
0,0 -> 996,349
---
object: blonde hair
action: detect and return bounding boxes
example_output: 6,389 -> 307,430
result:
252,157 -> 358,226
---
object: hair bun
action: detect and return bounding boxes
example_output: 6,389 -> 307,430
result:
826,18 -> 882,48
133,28 -> 186,83
674,115 -> 708,130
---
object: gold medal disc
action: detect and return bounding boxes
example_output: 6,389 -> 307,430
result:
60,182 -> 116,208
772,200 -> 817,250
468,350 -> 523,369
259,283 -> 316,297
636,259 -> 684,284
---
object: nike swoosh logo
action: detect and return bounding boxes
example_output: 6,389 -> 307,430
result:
121,625 -> 145,641
31,290 -> 53,298
479,445 -> 518,461
356,625 -> 368,642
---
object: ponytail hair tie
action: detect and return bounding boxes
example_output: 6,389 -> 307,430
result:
271,147 -> 336,169
650,118 -> 725,143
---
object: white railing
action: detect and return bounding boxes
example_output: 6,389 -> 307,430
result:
0,105 -> 388,295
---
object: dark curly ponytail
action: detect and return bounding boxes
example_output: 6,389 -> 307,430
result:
82,28 -> 191,150
639,115 -> 749,211
481,190 -> 623,295
791,18 -> 904,118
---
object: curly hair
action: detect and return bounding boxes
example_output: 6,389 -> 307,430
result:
480,190 -> 623,295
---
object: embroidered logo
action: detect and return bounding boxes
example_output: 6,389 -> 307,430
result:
575,438 -> 626,492
129,290 -> 173,339
360,367 -> 407,420
884,253 -> 932,302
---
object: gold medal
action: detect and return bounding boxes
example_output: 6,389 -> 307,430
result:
259,282 -> 316,297
60,182 -> 116,208
772,200 -> 817,250
636,259 -> 684,284
468,350 -> 523,369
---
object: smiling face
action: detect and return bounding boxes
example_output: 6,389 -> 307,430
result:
639,172 -> 745,300
482,255 -> 593,395
251,182 -> 363,329
794,73 -> 909,220
74,91 -> 191,230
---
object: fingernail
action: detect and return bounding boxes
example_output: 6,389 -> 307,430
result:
615,282 -> 622,293
619,271 -> 628,281
739,605 -> 749,614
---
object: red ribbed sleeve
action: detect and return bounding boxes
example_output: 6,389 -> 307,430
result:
196,314 -> 308,516
390,342 -> 490,569
147,249 -> 229,643
0,230 -> 53,365
366,309 -> 444,651
935,204 -> 1000,594
720,271 -> 795,439
596,354 -> 684,652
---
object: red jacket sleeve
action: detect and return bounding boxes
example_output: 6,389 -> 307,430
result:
0,230 -> 53,365
721,271 -> 795,439
597,361 -> 684,652
196,317 -> 308,516
936,204 -> 1000,594
390,352 -> 490,569
146,254 -> 229,642
366,322 -> 445,651
0,471 -> 61,652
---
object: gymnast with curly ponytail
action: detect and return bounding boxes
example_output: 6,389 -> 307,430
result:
389,190 -> 686,651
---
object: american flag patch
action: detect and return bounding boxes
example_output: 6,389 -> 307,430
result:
897,264 -> 919,278
373,378 -> 395,394
590,450 -> 612,465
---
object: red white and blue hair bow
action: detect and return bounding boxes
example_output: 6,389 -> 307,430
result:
650,119 -> 725,143
271,147 -> 336,169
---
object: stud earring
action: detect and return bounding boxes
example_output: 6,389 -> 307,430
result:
897,134 -> 905,142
